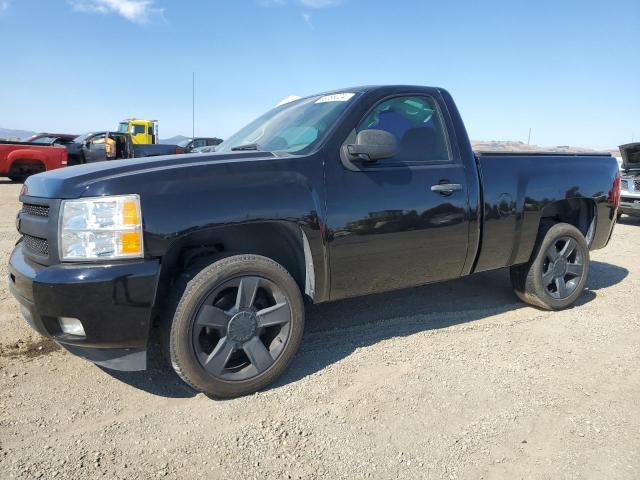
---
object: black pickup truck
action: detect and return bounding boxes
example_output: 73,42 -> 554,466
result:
8,86 -> 620,398
65,131 -> 183,165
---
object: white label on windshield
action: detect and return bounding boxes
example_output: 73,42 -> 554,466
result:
315,93 -> 355,103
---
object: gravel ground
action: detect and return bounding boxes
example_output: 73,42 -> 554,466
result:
0,180 -> 639,480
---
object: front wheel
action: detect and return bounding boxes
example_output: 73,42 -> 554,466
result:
510,222 -> 590,310
169,254 -> 305,398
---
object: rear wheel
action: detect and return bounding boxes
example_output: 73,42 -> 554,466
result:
510,222 -> 590,310
168,254 -> 304,398
8,162 -> 44,183
7,173 -> 26,183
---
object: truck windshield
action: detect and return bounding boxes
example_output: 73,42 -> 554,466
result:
73,133 -> 96,144
216,93 -> 358,155
117,123 -> 129,133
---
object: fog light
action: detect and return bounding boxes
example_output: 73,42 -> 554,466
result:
59,317 -> 86,336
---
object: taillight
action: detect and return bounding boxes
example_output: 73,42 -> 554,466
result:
175,147 -> 182,154
609,174 -> 621,210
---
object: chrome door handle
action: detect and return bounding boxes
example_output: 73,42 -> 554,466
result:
430,183 -> 463,194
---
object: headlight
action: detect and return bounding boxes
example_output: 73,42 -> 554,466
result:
59,195 -> 143,261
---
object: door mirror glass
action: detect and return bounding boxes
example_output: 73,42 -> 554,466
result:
347,129 -> 397,161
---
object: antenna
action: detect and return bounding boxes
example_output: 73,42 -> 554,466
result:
527,128 -> 532,145
192,72 -> 195,139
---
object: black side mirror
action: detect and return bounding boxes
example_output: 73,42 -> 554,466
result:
347,129 -> 397,162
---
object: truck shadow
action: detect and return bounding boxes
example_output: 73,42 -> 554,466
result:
101,261 -> 628,399
278,260 -> 628,390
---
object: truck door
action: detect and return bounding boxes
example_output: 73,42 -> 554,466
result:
129,122 -> 148,144
82,135 -> 107,163
326,94 -> 471,300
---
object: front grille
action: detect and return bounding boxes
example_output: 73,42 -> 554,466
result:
22,234 -> 49,256
621,179 -> 629,191
635,180 -> 640,190
22,203 -> 50,218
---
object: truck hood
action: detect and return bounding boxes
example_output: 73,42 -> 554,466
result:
23,151 -> 277,199
619,143 -> 640,171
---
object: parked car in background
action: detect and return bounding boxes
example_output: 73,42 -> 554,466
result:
9,85 -> 620,398
23,133 -> 78,146
179,137 -> 223,153
191,144 -> 218,153
66,132 -> 184,165
0,141 -> 67,182
618,143 -> 640,218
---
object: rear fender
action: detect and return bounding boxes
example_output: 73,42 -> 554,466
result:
8,148 -> 49,165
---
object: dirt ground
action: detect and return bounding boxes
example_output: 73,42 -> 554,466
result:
0,180 -> 639,480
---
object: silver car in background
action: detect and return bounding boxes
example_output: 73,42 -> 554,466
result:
619,143 -> 640,218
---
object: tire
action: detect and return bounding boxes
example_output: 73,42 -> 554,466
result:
168,254 -> 305,398
8,162 -> 44,183
7,173 -> 26,183
510,222 -> 590,310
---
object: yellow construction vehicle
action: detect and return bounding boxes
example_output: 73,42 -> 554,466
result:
117,119 -> 159,145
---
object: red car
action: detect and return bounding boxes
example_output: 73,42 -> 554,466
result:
0,141 -> 68,182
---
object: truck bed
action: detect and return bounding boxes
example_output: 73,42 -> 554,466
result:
474,150 -> 611,157
473,151 -> 616,274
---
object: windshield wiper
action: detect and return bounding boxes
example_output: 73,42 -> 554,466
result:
231,143 -> 261,151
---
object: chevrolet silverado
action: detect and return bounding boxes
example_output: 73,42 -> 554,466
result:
8,86 -> 620,398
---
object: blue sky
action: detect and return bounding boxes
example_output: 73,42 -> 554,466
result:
0,0 -> 638,148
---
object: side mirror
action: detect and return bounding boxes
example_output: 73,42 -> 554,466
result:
347,129 -> 397,162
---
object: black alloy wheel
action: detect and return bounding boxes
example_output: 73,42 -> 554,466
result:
191,275 -> 292,381
540,236 -> 585,300
168,254 -> 305,398
510,222 -> 590,310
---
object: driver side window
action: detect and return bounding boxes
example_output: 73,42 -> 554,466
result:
90,134 -> 106,145
358,95 -> 450,164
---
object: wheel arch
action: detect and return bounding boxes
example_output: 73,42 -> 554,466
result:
154,221 -> 316,310
538,197 -> 597,245
513,197 -> 597,266
8,149 -> 48,165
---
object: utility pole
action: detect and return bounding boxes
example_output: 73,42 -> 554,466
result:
527,128 -> 532,145
192,72 -> 195,139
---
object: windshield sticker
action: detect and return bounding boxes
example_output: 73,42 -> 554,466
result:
315,93 -> 355,104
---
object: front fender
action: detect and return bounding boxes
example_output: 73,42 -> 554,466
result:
78,154 -> 330,301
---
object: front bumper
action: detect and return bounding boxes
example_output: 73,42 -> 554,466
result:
8,243 -> 160,371
619,195 -> 640,216
620,176 -> 640,216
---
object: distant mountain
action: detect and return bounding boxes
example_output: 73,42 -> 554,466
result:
0,127 -> 619,157
159,135 -> 190,145
0,128 -> 36,141
471,140 -> 603,154
1,128 -> 192,145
